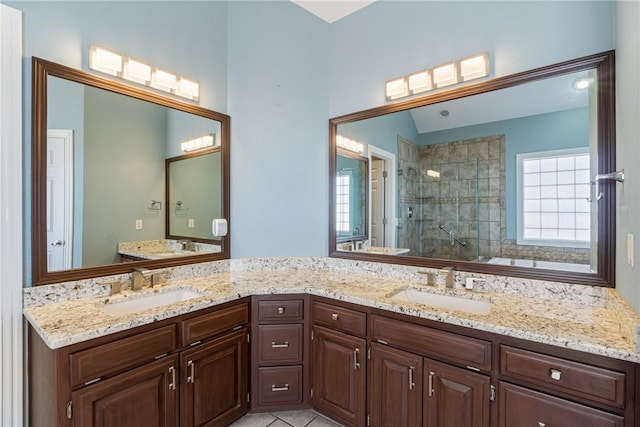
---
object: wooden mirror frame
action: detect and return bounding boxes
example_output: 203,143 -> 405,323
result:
329,51 -> 616,287
32,57 -> 231,286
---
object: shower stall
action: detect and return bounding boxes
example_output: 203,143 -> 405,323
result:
397,135 -> 505,261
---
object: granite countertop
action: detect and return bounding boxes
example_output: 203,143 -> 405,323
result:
23,267 -> 640,363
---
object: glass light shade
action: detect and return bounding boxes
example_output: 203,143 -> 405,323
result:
176,78 -> 199,100
152,69 -> 177,92
336,135 -> 364,153
89,46 -> 122,76
385,77 -> 408,100
181,134 -> 215,152
459,52 -> 489,81
408,70 -> 432,94
432,62 -> 458,88
123,58 -> 151,84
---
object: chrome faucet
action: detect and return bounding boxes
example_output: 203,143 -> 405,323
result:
438,266 -> 455,288
132,268 -> 151,291
179,239 -> 193,251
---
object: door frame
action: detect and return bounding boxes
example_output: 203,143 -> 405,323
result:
368,144 -> 396,248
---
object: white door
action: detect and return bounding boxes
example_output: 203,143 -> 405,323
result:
371,158 -> 385,246
47,129 -> 74,271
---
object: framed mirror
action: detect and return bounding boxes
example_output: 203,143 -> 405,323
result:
32,57 -> 230,285
329,51 -> 616,287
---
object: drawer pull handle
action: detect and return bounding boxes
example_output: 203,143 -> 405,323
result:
353,348 -> 361,370
168,366 -> 176,390
278,307 -> 285,314
331,313 -> 339,320
271,384 -> 290,392
271,341 -> 290,348
550,369 -> 562,381
538,423 -> 546,427
409,366 -> 416,390
187,360 -> 195,383
428,371 -> 435,397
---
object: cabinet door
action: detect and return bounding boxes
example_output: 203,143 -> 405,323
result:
370,342 -> 422,427
312,325 -> 366,427
180,328 -> 248,427
72,356 -> 178,427
424,359 -> 490,427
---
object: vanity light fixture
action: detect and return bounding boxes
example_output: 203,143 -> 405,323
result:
336,135 -> 365,154
180,133 -> 216,152
89,46 -> 122,76
432,62 -> 459,88
89,45 -> 199,101
407,70 -> 432,94
385,77 -> 409,100
384,52 -> 490,100
573,77 -> 591,90
122,58 -> 151,84
459,52 -> 490,81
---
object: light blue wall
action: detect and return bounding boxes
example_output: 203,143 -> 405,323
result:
228,1 -> 329,257
338,110 -> 419,155
420,108 -> 590,239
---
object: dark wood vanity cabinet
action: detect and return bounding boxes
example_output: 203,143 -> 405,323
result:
311,301 -> 367,427
251,295 -> 309,411
28,299 -> 249,427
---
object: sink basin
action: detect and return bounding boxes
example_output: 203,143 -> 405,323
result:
100,287 -> 206,316
390,288 -> 492,315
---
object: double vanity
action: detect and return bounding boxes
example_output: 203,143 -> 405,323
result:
25,258 -> 640,427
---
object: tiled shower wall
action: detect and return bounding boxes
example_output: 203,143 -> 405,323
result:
397,134 -> 589,264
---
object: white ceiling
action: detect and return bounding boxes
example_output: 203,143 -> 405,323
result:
291,0 -> 376,23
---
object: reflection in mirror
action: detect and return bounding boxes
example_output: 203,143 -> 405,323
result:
33,57 -> 230,285
167,148 -> 222,242
330,52 -> 615,287
335,149 -> 368,245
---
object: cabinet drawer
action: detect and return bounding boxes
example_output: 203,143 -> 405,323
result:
70,325 -> 177,388
370,315 -> 491,371
313,301 -> 366,337
181,303 -> 248,346
258,299 -> 304,322
499,382 -> 623,427
257,366 -> 303,406
257,324 -> 303,365
500,346 -> 626,408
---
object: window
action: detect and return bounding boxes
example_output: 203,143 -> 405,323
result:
517,148 -> 590,248
336,171 -> 351,233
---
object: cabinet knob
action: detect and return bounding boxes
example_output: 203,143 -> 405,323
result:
331,313 -> 339,321
550,369 -> 561,381
277,307 -> 284,314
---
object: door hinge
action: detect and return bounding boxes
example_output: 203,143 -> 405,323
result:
66,401 -> 72,420
382,170 -> 388,178
367,414 -> 371,426
490,384 -> 496,402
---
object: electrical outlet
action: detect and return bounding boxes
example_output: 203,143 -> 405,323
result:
135,219 -> 143,230
188,219 -> 195,228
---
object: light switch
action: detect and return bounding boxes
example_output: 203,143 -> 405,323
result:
135,219 -> 143,230
188,219 -> 195,228
627,233 -> 635,267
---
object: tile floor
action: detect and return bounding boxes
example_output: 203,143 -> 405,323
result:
229,409 -> 344,427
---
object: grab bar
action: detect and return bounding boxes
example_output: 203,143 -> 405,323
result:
438,224 -> 466,247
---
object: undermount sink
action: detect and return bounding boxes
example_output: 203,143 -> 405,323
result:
100,287 -> 206,316
390,288 -> 492,315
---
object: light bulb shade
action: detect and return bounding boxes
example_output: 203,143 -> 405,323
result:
408,70 -> 432,94
385,77 -> 409,100
176,78 -> 199,100
459,52 -> 489,81
181,134 -> 216,152
123,58 -> 151,84
336,135 -> 364,154
89,46 -> 123,76
432,62 -> 459,88
152,69 -> 177,92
